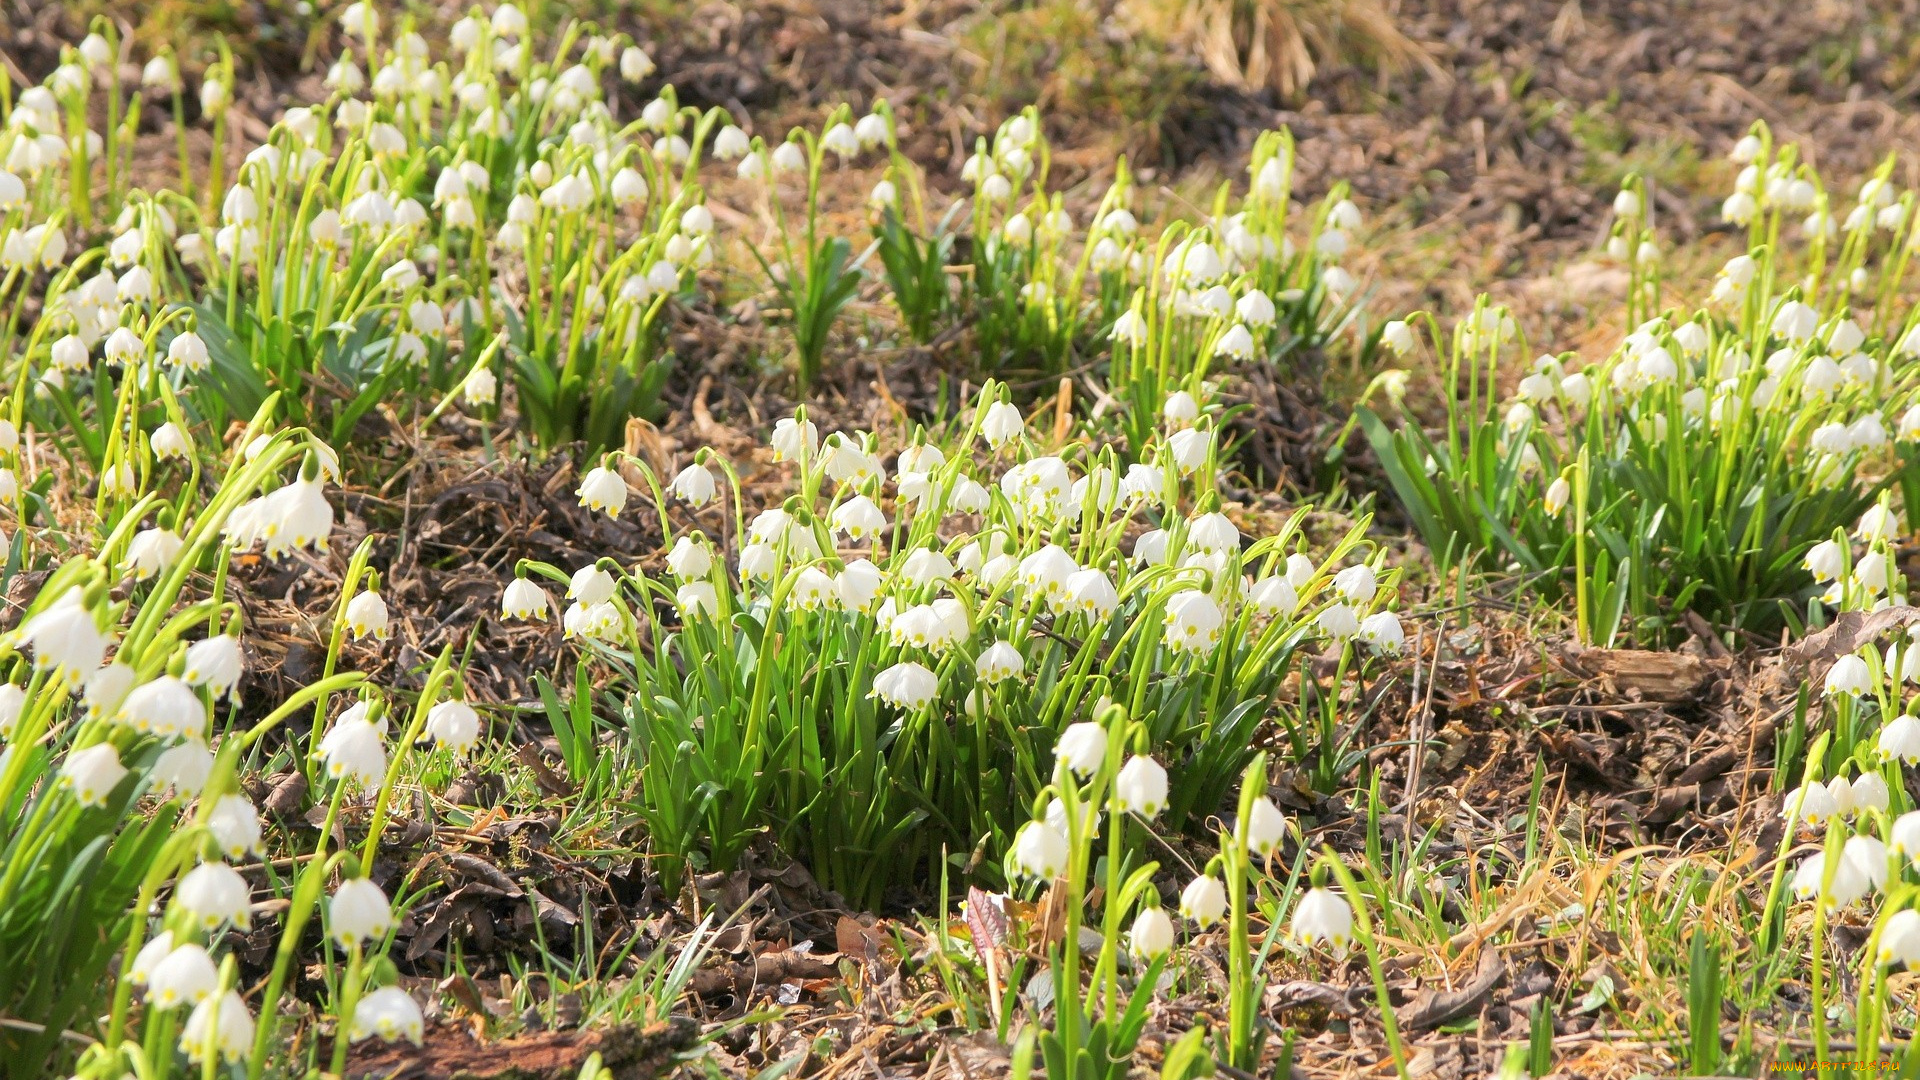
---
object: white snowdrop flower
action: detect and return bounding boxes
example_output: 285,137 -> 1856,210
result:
1544,475 -> 1572,517
620,45 -> 655,82
569,565 -> 617,607
712,125 -> 751,160
1214,324 -> 1255,360
670,463 -> 718,506
1167,428 -> 1211,475
0,683 -> 23,736
1559,371 -> 1592,409
150,421 -> 192,461
999,212 -> 1034,247
1899,324 -> 1920,359
1157,392 -> 1200,429
1879,716 -> 1920,764
345,589 -> 391,641
1858,503 -> 1899,543
318,717 -> 386,784
1855,553 -> 1891,596
1811,422 -> 1852,456
872,661 -> 938,709
1721,191 -> 1758,225
51,334 -> 91,372
1055,722 -> 1107,777
427,700 -> 481,755
458,364 -> 497,407
501,578 -> 550,621
1011,820 -> 1069,880
834,559 -> 885,613
181,990 -> 253,1066
208,795 -> 263,861
380,260 -> 421,292
82,664 -> 137,723
329,878 -> 393,946
1635,346 -> 1677,384
980,402 -> 1024,449
1129,906 -> 1175,961
143,55 -> 181,92
1893,811 -> 1920,860
1380,320 -> 1416,356
899,548 -> 956,587
949,476 -> 991,514
1878,909 -> 1920,967
305,208 -> 345,250
975,641 -> 1024,684
1334,564 -> 1378,603
1121,463 -> 1165,506
1064,569 -> 1119,618
605,167 -> 649,207
1241,796 -> 1287,856
60,743 -> 127,807
665,536 -> 714,581
1178,241 -> 1225,285
125,528 -> 185,581
1165,590 -> 1224,653
1285,553 -> 1318,589
881,605 -> 943,654
1771,301 -> 1818,343
867,178 -> 899,210
737,543 -> 778,583
1793,850 -> 1869,908
1359,612 -> 1405,654
823,440 -> 882,487
790,567 -> 837,613
1188,512 -> 1240,556
21,592 -> 109,687
1804,540 -> 1846,582
1851,414 -> 1889,450
1783,780 -> 1839,827
1114,756 -> 1169,818
830,495 -> 887,542
1290,887 -> 1354,949
671,581 -> 716,621
147,944 -> 219,1010
98,460 -> 138,499
179,861 -> 251,929
821,122 -> 861,159
1194,285 -> 1235,319
131,930 -> 177,987
117,265 -> 155,303
153,740 -> 214,796
1100,207 -> 1139,237
1130,529 -> 1170,567
1247,576 -> 1297,616
771,416 -> 819,462
176,640 -> 242,702
351,986 -> 423,1045
1829,319 -> 1867,355
1180,875 -> 1227,926
771,141 -> 807,173
576,466 -> 628,517
1318,602 -> 1361,640
1018,544 -> 1079,601
1110,308 -> 1149,347
1851,772 -> 1891,816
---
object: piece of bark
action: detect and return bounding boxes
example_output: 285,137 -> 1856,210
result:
347,1017 -> 696,1080
1397,947 -> 1506,1032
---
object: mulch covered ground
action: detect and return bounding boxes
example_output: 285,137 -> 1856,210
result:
7,0 -> 1919,1074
